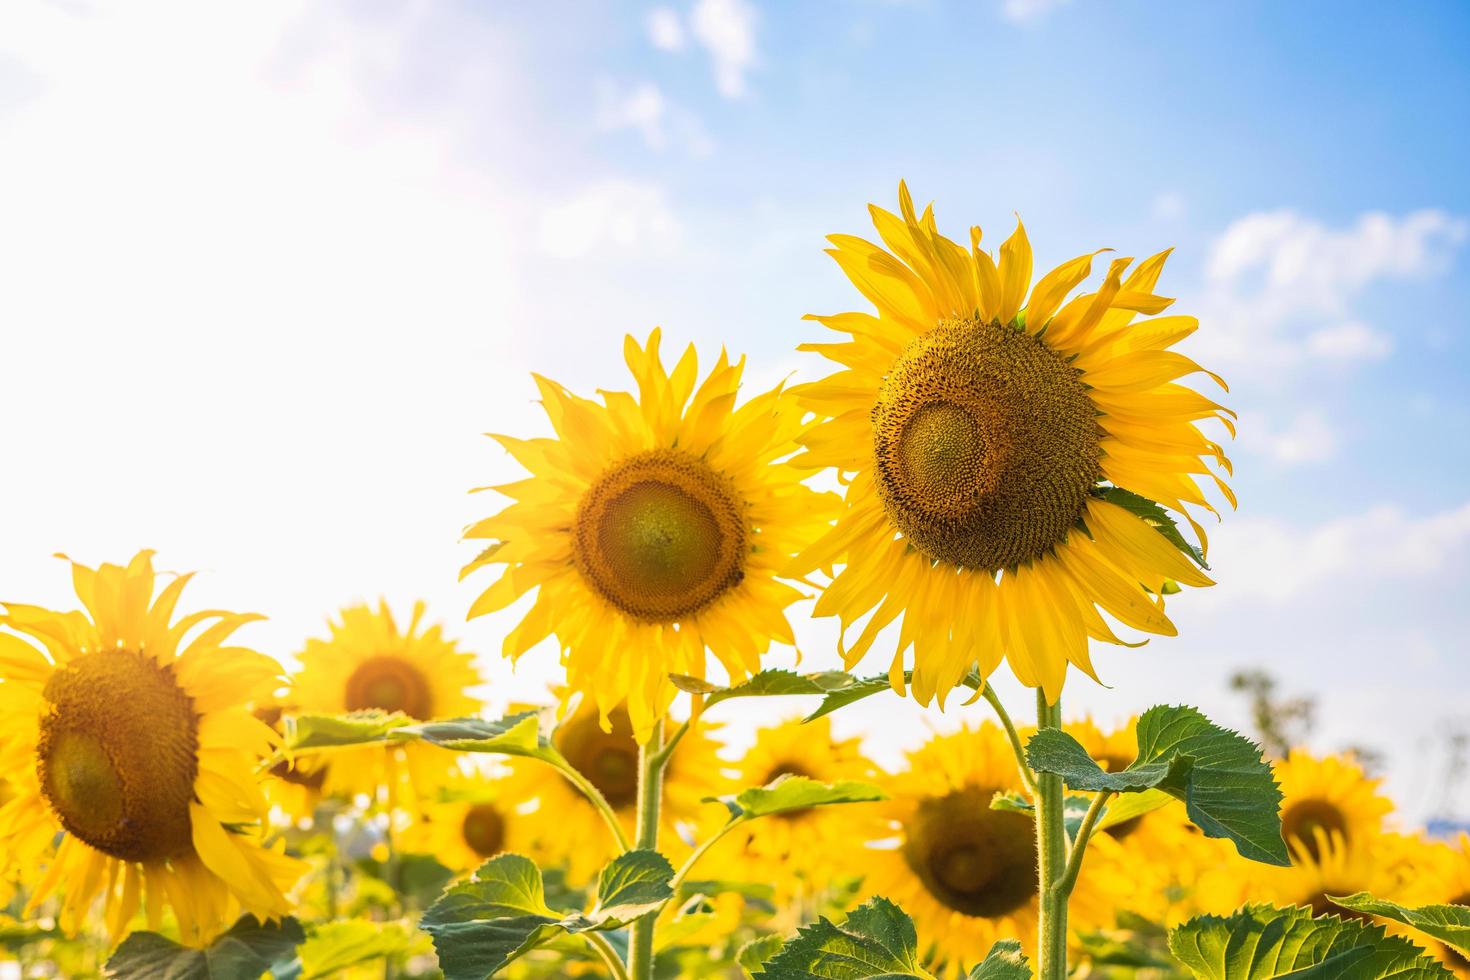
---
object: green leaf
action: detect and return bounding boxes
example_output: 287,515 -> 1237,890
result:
1168,904 -> 1454,979
711,776 -> 886,820
989,791 -> 1097,840
105,916 -> 305,980
1093,486 -> 1208,568
297,920 -> 415,979
670,669 -> 860,710
400,711 -> 557,763
756,896 -> 925,978
578,849 -> 674,929
286,710 -> 414,750
1331,892 -> 1470,957
419,854 -> 562,980
1094,788 -> 1174,832
967,939 -> 1031,979
1026,705 -> 1289,866
803,670 -> 984,723
738,934 -> 787,977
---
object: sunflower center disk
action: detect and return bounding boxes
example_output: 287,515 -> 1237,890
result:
345,656 -> 434,719
1281,799 -> 1349,862
460,803 -> 507,858
903,788 -> 1039,918
573,449 -> 747,621
872,317 -> 1102,570
36,650 -> 199,863
558,710 -> 641,810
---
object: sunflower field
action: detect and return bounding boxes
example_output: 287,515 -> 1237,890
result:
2,179 -> 1467,980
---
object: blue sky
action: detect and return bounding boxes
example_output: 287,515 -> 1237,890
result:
1,1 -> 1467,821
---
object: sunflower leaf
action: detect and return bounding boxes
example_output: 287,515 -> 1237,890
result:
738,934 -> 787,976
104,915 -> 305,980
1329,893 -> 1470,957
1026,705 -> 1288,866
1094,788 -> 1174,832
802,669 -> 985,723
285,710 -> 415,750
1168,903 -> 1454,979
755,896 -> 925,978
708,776 -> 887,820
400,711 -> 557,763
670,669 -> 859,709
296,920 -> 419,979
967,939 -> 1032,979
419,853 -> 564,979
574,850 -> 675,930
1093,486 -> 1208,569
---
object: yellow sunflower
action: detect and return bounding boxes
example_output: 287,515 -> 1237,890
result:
513,700 -> 730,883
290,600 -> 483,803
402,771 -> 535,874
462,329 -> 835,740
1274,749 -> 1394,863
703,716 -> 879,898
791,183 -> 1231,705
852,724 -> 1119,975
0,551 -> 304,945
253,702 -> 331,823
1246,830 -> 1426,921
1410,834 -> 1470,977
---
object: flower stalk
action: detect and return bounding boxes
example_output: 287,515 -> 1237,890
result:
627,721 -> 667,980
1035,691 -> 1068,980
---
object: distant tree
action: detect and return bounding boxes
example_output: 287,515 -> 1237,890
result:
1229,669 -> 1315,760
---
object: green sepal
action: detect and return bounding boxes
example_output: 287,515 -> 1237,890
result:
1025,705 -> 1289,866
1092,485 -> 1208,569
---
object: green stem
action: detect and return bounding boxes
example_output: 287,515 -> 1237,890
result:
1035,691 -> 1068,980
627,722 -> 666,980
1056,791 -> 1113,898
549,757 -> 632,853
668,820 -> 740,898
981,684 -> 1039,796
585,932 -> 632,980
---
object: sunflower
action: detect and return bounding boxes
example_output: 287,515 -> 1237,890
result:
1274,749 -> 1394,863
253,703 -> 331,823
703,716 -> 879,899
791,183 -> 1231,705
402,771 -> 535,874
289,600 -> 483,803
513,699 -> 730,882
853,724 -> 1118,975
0,551 -> 304,945
462,329 -> 835,740
1410,835 -> 1470,976
1246,830 -> 1425,921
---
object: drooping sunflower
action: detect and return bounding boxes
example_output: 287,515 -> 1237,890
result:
1274,749 -> 1394,863
512,699 -> 730,883
853,724 -> 1119,974
462,329 -> 835,740
792,183 -> 1231,705
402,770 -> 535,874
0,551 -> 304,945
290,600 -> 483,802
704,716 -> 879,898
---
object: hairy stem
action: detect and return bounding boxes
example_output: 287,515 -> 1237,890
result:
1056,790 -> 1113,898
549,757 -> 632,853
585,932 -> 632,980
1035,691 -> 1068,980
627,722 -> 666,980
981,683 -> 1039,796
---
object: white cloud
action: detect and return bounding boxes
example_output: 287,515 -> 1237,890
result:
1205,501 -> 1470,604
1305,321 -> 1393,361
1000,0 -> 1073,23
594,79 -> 713,156
646,6 -> 685,50
691,0 -> 757,98
1196,208 -> 1466,370
1238,409 -> 1340,465
537,180 -> 682,258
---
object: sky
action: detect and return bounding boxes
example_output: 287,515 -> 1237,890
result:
1,0 -> 1467,824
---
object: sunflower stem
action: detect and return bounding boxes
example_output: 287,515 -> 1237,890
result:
1035,691 -> 1068,980
586,932 -> 632,980
628,720 -> 666,980
1056,790 -> 1112,898
548,756 -> 632,853
981,683 -> 1039,796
